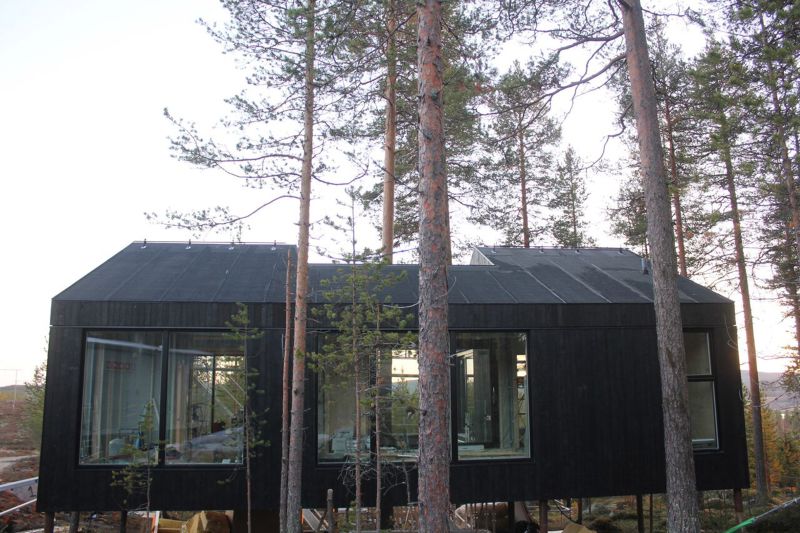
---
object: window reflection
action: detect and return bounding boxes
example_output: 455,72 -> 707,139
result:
317,347 -> 420,462
166,333 -> 245,464
454,332 -> 529,460
317,369 -> 370,462
378,349 -> 420,460
79,331 -> 162,465
684,331 -> 718,450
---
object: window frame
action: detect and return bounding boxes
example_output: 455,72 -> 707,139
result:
450,330 -> 531,463
684,329 -> 720,452
165,332 -> 248,466
314,329 -> 533,466
77,328 -> 250,469
78,329 -> 166,467
314,331 -> 422,465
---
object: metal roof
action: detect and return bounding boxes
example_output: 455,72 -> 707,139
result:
470,247 -> 730,304
54,242 -> 295,303
53,242 -> 730,305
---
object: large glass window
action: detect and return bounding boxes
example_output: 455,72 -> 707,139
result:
378,349 -> 420,460
317,368 -> 370,462
317,347 -> 419,462
454,332 -> 529,460
79,331 -> 163,465
166,333 -> 245,464
685,331 -> 718,450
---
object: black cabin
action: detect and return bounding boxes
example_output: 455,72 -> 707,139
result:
38,242 -> 749,513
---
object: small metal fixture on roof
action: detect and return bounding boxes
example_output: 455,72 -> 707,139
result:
141,239 -> 147,249
618,248 -> 624,254
186,239 -> 192,250
271,240 -> 277,251
228,241 -> 235,251
641,258 -> 649,275
574,248 -> 580,254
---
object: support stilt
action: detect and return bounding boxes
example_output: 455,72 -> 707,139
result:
636,495 -> 644,533
538,500 -> 548,533
734,488 -> 744,523
44,512 -> 55,533
69,511 -> 80,533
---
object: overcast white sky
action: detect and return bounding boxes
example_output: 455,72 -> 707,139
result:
0,1 -> 794,387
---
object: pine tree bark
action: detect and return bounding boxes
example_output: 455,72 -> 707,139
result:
570,182 -> 578,247
352,236 -> 363,532
286,2 -> 315,531
518,127 -> 530,248
280,252 -> 292,533
620,1 -> 700,531
663,96 -> 688,277
718,121 -> 769,501
416,1 -> 450,530
382,0 -> 397,264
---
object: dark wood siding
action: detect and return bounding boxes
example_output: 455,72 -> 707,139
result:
39,300 -> 748,511
38,318 -> 287,512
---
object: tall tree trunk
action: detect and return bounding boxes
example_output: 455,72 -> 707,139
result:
518,128 -> 530,248
416,1 -> 450,531
382,0 -> 397,263
620,2 -> 700,531
280,252 -> 293,532
351,213 -> 363,533
353,281 -> 363,533
793,133 -> 800,353
718,124 -> 769,501
286,2 -> 315,531
374,344 -> 383,529
663,96 -> 688,277
570,184 -> 578,247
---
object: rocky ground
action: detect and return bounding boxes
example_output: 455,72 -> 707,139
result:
0,398 -> 148,533
0,396 -> 41,532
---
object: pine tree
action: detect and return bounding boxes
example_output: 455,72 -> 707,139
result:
691,40 -> 770,502
549,146 -> 595,248
724,1 -> 800,361
160,2 -> 368,530
650,24 -> 695,277
607,22 -> 716,277
359,0 -> 491,261
416,0 -> 451,529
225,305 -> 265,533
608,175 -> 648,256
313,190 -> 414,531
621,1 -> 700,529
480,2 -> 701,526
471,59 -> 563,247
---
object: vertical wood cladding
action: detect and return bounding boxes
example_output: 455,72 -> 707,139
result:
39,301 -> 747,511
